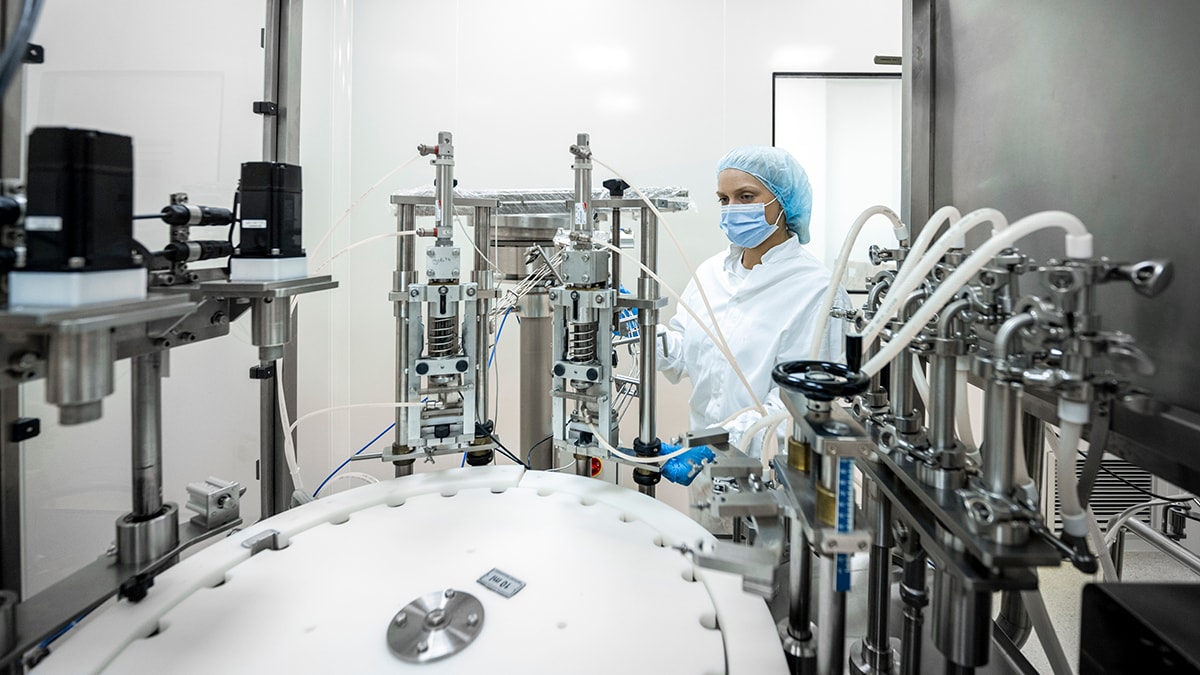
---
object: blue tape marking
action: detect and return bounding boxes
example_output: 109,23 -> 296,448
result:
835,456 -> 853,592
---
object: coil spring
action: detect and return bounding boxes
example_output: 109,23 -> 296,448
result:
567,322 -> 598,363
427,316 -> 459,358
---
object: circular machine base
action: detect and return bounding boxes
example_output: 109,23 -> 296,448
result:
38,467 -> 786,674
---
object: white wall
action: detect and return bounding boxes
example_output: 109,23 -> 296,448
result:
295,0 -> 902,512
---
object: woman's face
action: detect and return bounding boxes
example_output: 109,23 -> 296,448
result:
716,168 -> 786,227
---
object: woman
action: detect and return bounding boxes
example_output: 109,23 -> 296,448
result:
658,145 -> 849,461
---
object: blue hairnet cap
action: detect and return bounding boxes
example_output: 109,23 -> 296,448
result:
716,146 -> 813,244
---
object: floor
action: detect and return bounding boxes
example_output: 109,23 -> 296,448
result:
1022,545 -> 1200,674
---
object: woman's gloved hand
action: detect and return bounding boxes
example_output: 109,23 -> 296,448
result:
660,443 -> 716,486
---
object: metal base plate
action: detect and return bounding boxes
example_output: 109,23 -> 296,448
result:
387,589 -> 484,663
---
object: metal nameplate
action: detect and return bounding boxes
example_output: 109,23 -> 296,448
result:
477,568 -> 525,598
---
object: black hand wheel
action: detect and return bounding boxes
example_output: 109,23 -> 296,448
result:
771,360 -> 870,402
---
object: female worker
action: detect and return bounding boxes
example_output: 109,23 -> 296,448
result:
657,146 -> 849,466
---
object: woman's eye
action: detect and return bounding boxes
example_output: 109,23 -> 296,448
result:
718,197 -> 728,205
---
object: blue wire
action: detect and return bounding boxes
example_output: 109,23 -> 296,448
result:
488,306 -> 513,369
36,609 -> 91,652
313,422 -> 396,497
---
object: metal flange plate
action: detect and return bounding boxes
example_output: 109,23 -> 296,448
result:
387,588 -> 485,664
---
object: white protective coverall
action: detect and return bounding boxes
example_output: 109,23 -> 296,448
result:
657,234 -> 849,457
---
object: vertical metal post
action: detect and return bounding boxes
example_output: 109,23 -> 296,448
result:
473,206 -> 493,430
898,534 -> 927,675
817,555 -> 848,675
901,0 -> 933,231
519,288 -> 553,469
930,354 -> 957,452
634,207 -> 660,497
0,391 -> 20,598
0,0 -> 26,600
854,485 -> 896,674
259,0 -> 303,513
394,203 -> 417,477
784,519 -> 817,674
131,353 -> 164,517
982,380 -> 1021,497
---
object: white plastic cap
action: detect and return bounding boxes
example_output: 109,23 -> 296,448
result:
1065,233 -> 1093,259
1062,512 -> 1088,537
1058,399 -> 1090,425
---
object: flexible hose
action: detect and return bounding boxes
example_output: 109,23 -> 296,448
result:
1087,505 -> 1120,582
807,205 -> 906,359
1053,401 -> 1089,537
592,157 -> 765,416
592,239 -> 765,413
735,410 -> 790,458
889,205 -> 961,292
861,208 -> 1007,345
309,154 -> 422,262
859,212 -> 1093,376
912,354 -> 930,413
955,358 -> 976,452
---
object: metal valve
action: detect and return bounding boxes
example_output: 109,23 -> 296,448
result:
1102,258 -> 1174,297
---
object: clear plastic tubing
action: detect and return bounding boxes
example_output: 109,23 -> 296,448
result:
807,205 -> 907,359
859,211 -> 1093,377
861,207 -> 1007,345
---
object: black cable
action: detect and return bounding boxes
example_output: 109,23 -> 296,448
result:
525,434 -> 553,463
227,189 -> 240,247
485,430 -> 529,469
133,213 -> 163,220
1078,449 -> 1195,503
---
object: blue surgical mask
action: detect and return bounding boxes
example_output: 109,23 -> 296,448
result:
719,198 -> 783,248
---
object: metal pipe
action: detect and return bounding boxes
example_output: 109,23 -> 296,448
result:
888,290 -> 926,431
474,206 -> 493,427
519,288 -> 553,469
131,352 -> 165,517
899,549 -> 927,675
817,556 -> 847,675
932,568 -> 992,670
394,203 -> 417,476
261,0 -> 280,160
982,380 -> 1022,497
1124,518 -> 1200,576
571,133 -> 592,239
434,131 -> 454,242
789,520 -> 813,640
930,353 -> 957,452
258,361 -> 288,516
637,207 -> 658,446
863,489 -> 895,672
610,207 -> 622,292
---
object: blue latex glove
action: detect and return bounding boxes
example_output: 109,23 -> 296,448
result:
660,443 -> 716,486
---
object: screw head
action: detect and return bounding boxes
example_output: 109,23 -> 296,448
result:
444,588 -> 456,598
417,640 -> 429,653
466,612 -> 480,627
394,613 -> 408,628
